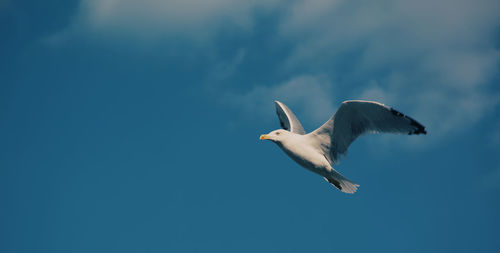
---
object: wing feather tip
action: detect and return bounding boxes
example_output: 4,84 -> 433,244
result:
409,119 -> 427,135
389,107 -> 427,135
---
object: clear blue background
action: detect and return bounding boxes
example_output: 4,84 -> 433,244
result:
1,1 -> 500,252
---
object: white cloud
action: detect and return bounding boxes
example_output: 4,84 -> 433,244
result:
226,75 -> 337,129
51,0 -> 500,139
65,0 -> 282,42
279,0 -> 500,136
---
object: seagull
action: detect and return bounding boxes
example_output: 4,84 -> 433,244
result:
260,100 -> 426,194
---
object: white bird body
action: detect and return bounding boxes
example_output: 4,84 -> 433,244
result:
260,100 -> 427,194
277,133 -> 330,175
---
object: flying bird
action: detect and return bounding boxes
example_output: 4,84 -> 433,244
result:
260,100 -> 426,194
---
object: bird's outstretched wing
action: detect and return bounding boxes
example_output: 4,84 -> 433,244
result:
311,100 -> 426,164
275,101 -> 306,135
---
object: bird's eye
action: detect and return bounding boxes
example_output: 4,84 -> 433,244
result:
276,132 -> 280,135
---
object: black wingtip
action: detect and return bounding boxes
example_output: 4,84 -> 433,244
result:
408,126 -> 427,135
408,118 -> 427,135
390,108 -> 427,135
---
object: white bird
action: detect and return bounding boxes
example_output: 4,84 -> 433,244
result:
260,100 -> 426,194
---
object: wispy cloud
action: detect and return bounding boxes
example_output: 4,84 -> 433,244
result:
53,0 -> 282,43
226,75 -> 336,129
210,48 -> 247,81
49,0 -> 500,139
278,0 -> 500,136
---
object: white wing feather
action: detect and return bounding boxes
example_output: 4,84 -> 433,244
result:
310,100 -> 426,164
275,101 -> 306,135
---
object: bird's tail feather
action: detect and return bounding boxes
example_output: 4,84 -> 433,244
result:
323,171 -> 359,194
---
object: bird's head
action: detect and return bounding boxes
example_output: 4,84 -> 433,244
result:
259,129 -> 290,143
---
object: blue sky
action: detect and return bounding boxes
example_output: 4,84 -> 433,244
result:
1,0 -> 500,252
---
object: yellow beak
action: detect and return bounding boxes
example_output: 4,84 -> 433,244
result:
260,134 -> 270,140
